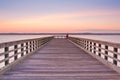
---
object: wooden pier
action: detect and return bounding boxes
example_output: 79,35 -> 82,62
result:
0,38 -> 120,80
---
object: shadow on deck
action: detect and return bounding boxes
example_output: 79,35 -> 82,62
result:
0,38 -> 120,80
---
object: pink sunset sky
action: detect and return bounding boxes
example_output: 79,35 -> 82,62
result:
0,0 -> 120,33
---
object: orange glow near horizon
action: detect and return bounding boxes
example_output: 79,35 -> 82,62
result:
0,10 -> 120,33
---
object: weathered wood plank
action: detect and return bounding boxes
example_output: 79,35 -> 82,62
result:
0,38 -> 120,80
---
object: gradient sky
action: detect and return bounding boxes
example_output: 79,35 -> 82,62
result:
0,0 -> 120,33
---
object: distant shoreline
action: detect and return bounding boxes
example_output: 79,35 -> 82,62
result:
0,33 -> 120,35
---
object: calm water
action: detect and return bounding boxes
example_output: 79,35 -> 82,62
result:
70,35 -> 120,44
0,35 -> 120,44
0,35 -> 52,43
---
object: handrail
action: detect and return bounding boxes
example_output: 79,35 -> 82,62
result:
68,37 -> 120,73
0,36 -> 53,74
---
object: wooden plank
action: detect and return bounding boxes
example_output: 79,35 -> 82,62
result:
0,38 -> 120,80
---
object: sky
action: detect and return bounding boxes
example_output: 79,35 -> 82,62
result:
0,0 -> 120,33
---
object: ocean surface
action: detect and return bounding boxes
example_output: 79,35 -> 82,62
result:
71,35 -> 120,44
0,35 -> 120,44
0,35 -> 52,43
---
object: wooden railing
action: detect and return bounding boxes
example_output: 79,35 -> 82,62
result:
0,37 -> 53,74
68,37 -> 120,73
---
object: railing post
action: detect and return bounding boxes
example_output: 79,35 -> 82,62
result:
14,45 -> 18,60
32,41 -> 35,51
30,41 -> 32,52
94,43 -> 96,54
5,47 -> 9,66
105,45 -> 108,60
35,40 -> 37,50
90,42 -> 92,52
26,42 -> 28,54
98,44 -> 101,57
113,48 -> 118,65
86,41 -> 89,50
83,40 -> 86,49
21,43 -> 24,56
36,40 -> 38,49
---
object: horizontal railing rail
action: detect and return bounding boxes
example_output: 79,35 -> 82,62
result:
0,36 -> 53,74
68,37 -> 120,73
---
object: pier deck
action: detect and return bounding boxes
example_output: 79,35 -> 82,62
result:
0,38 -> 120,80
